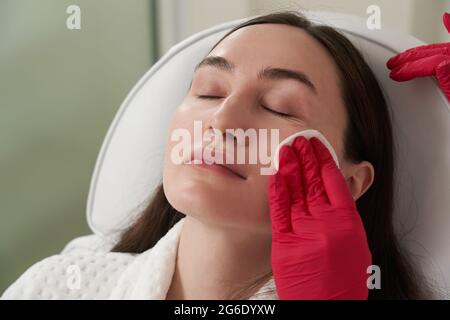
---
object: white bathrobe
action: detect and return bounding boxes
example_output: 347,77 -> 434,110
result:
1,217 -> 278,300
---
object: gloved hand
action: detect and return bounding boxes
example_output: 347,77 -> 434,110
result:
387,12 -> 450,101
268,136 -> 372,300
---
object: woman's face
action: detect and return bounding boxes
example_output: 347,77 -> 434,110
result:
163,23 -> 351,234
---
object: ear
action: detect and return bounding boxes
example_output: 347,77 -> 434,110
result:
344,160 -> 375,201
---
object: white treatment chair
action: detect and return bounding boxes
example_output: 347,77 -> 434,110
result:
62,11 -> 450,298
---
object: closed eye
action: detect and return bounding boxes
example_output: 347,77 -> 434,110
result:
196,95 -> 223,100
261,105 -> 292,118
196,95 -> 292,118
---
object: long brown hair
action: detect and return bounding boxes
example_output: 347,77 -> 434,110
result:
112,11 -> 429,299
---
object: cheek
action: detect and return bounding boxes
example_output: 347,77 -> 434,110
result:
337,159 -> 352,183
251,174 -> 272,232
163,107 -> 199,171
162,109 -> 194,209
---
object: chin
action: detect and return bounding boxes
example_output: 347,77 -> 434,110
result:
163,169 -> 269,232
171,185 -> 235,217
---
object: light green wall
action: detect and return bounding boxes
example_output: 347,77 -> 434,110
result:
0,0 -> 155,292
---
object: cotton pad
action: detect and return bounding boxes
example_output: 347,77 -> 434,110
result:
273,129 -> 340,171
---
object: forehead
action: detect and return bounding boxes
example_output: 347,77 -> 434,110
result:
209,24 -> 338,95
209,23 -> 340,95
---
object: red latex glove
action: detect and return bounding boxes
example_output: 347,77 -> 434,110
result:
269,136 -> 372,300
387,12 -> 450,100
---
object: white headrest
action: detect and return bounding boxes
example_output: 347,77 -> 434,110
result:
86,11 -> 450,297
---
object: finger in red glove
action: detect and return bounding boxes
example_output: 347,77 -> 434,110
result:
269,136 -> 371,300
386,12 -> 450,101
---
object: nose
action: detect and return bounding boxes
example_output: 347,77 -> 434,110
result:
205,93 -> 254,145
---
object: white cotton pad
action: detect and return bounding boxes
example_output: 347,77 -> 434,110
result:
273,129 -> 340,171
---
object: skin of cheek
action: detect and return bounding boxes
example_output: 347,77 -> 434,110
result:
306,99 -> 350,183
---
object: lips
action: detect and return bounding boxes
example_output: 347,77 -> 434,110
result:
183,146 -> 248,180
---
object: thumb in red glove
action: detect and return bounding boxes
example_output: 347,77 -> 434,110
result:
269,136 -> 372,300
387,12 -> 450,100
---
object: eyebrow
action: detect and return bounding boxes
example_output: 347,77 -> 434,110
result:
194,55 -> 318,95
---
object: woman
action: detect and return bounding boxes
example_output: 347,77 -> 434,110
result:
1,11 -> 428,300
